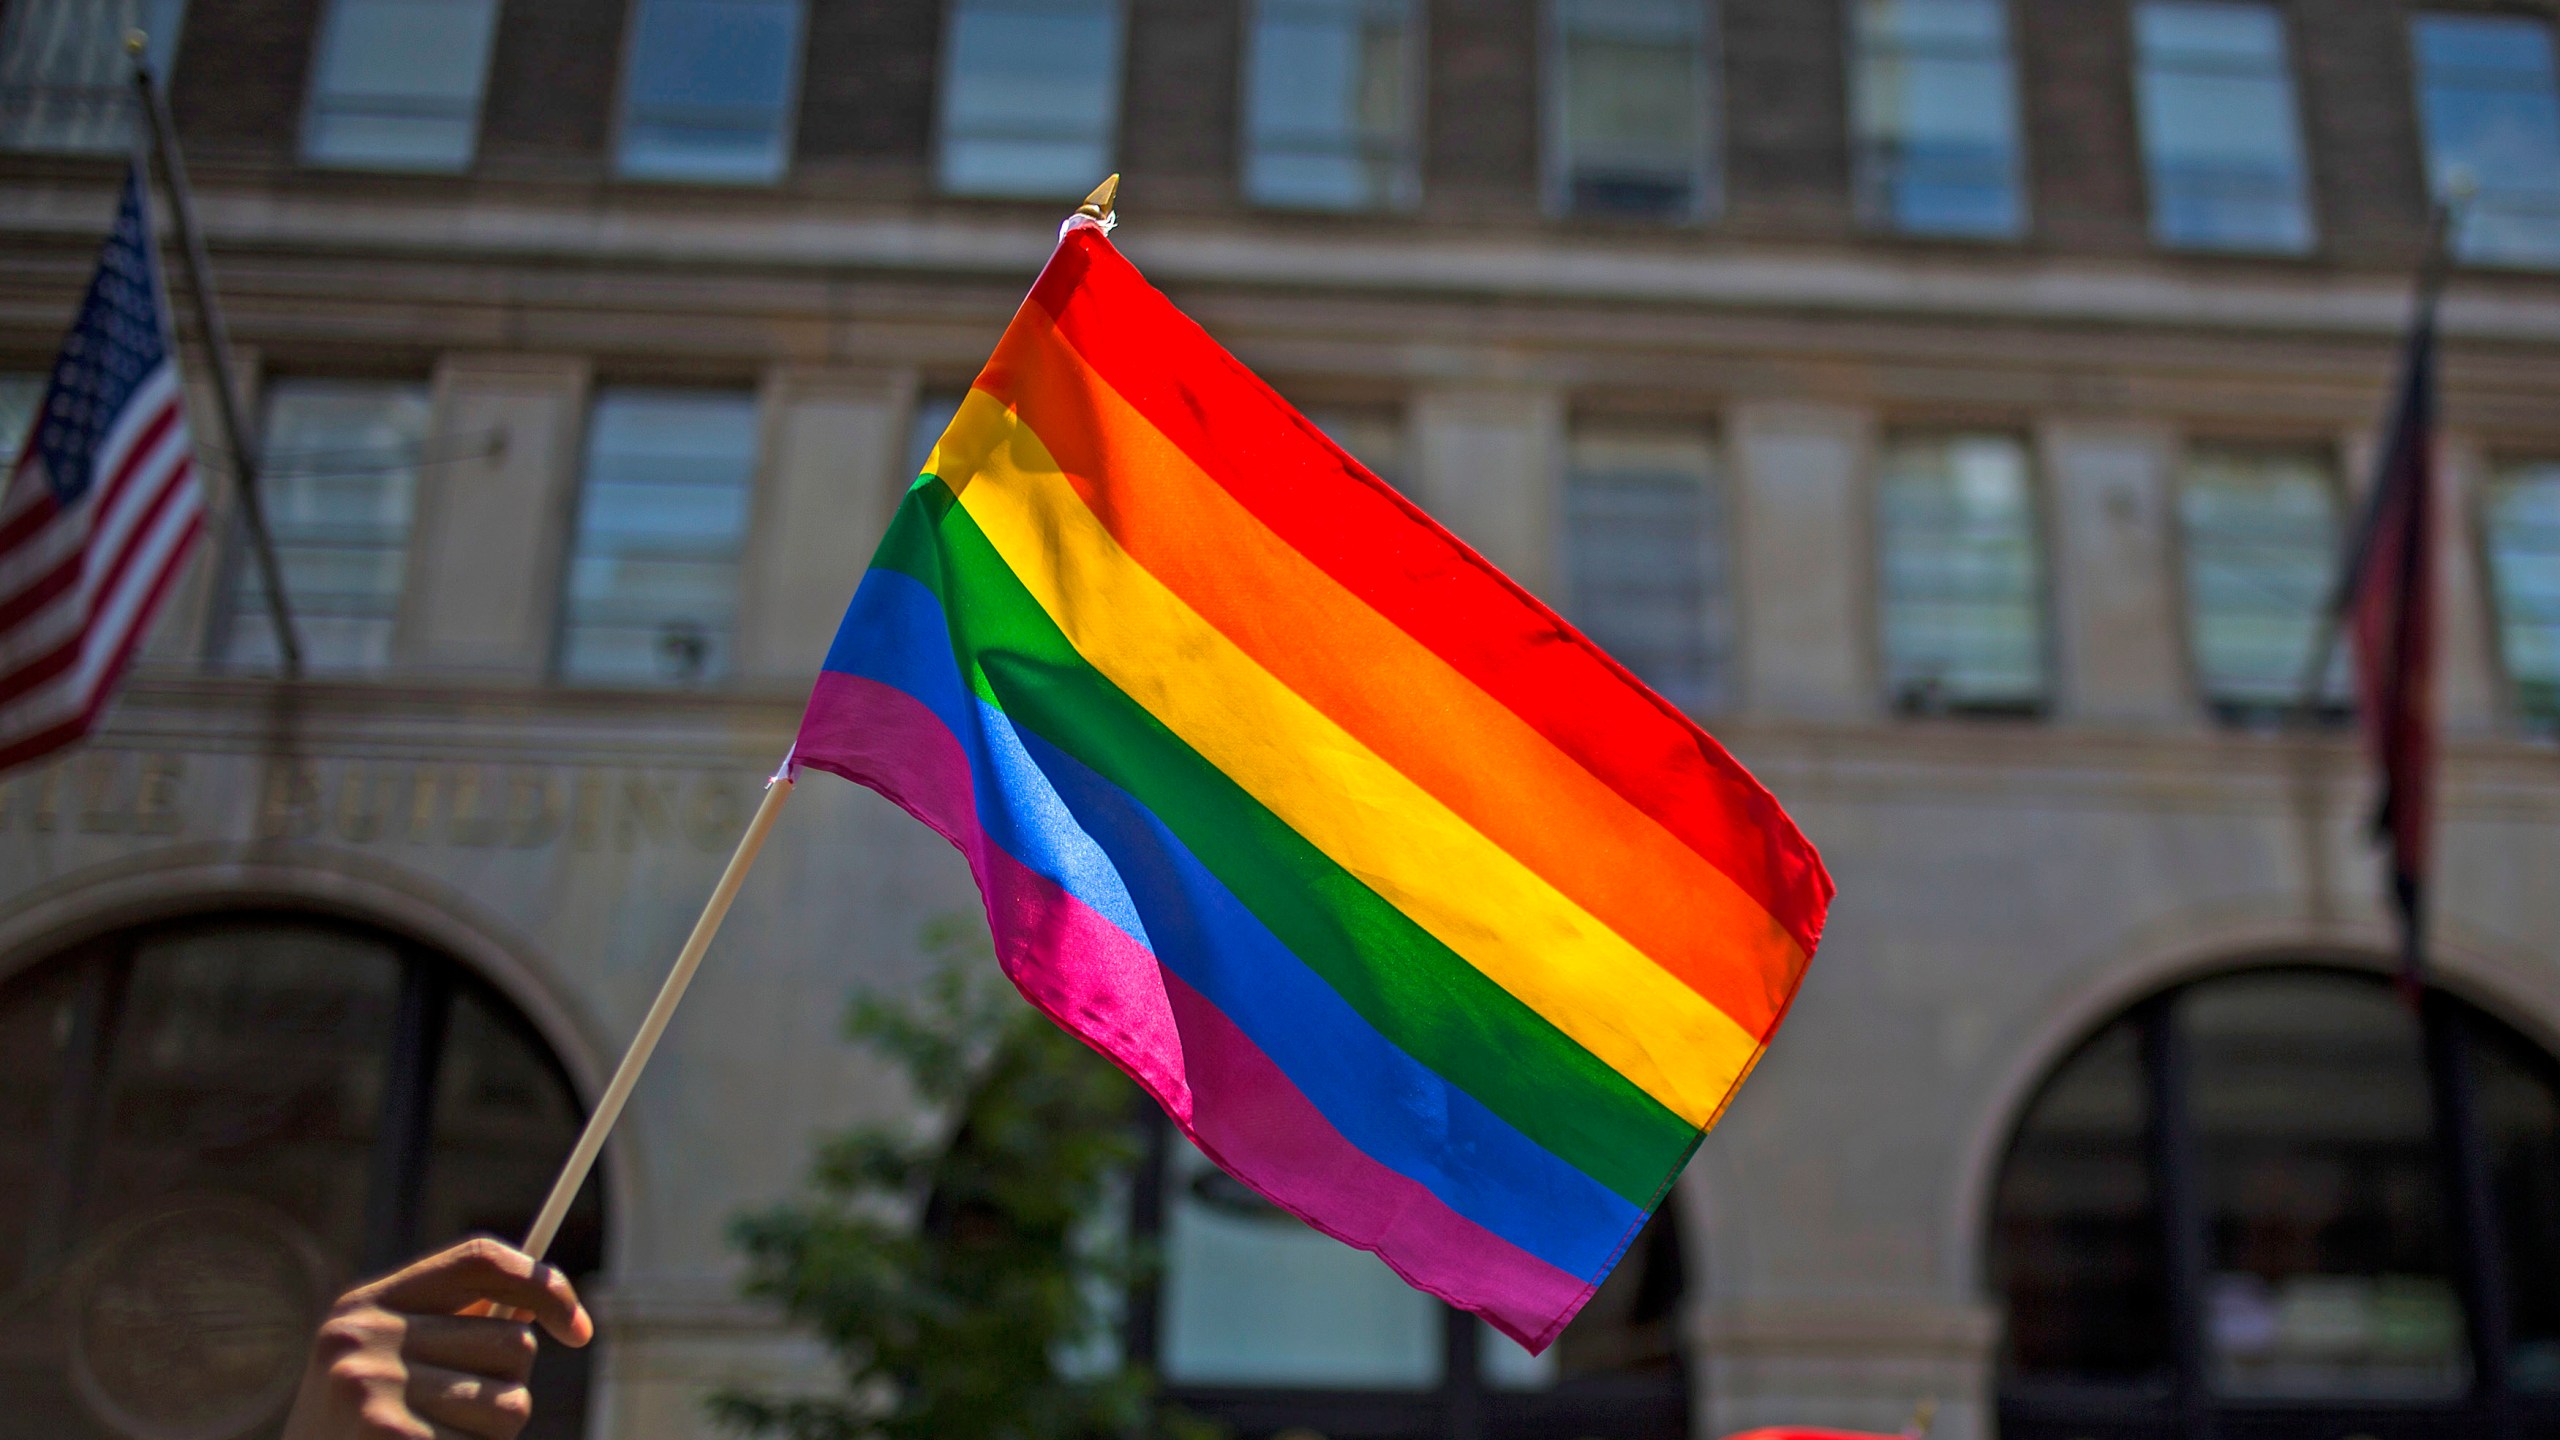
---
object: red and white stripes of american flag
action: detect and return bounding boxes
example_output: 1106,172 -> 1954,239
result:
0,169 -> 205,773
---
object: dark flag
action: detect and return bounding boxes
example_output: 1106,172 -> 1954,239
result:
2335,277 -> 2440,998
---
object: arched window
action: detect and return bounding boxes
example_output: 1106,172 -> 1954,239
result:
1991,965 -> 2560,1439
1126,1118 -> 1693,1439
0,913 -> 605,1440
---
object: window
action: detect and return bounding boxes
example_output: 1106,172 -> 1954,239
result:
616,0 -> 803,184
1875,432 -> 2047,714
1243,0 -> 1420,211
0,915 -> 604,1440
1849,0 -> 2025,238
559,388 -> 759,687
2413,15 -> 2560,269
1563,427 -> 1731,710
1134,1119 -> 1689,1438
0,0 -> 184,152
2177,444 -> 2347,720
937,0 -> 1124,199
2483,458 -> 2560,727
302,0 -> 500,171
2132,2 -> 2313,253
1992,967 -> 2560,1434
0,372 -> 43,460
1546,0 -> 1714,220
220,381 -> 431,673
907,390 -> 968,482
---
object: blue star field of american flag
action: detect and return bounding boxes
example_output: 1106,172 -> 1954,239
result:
0,165 -> 205,772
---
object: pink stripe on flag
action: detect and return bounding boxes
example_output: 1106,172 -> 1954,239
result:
797,669 -> 1191,1110
797,669 -> 1595,1350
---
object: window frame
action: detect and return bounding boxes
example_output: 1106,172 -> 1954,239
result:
553,383 -> 767,690
2477,453 -> 2560,733
298,0 -> 504,174
1539,0 -> 1721,224
1121,1112 -> 1693,1440
2409,11 -> 2560,271
0,0 -> 186,154
1558,419 -> 1736,713
1991,962 -> 2560,1439
609,0 -> 808,186
1237,0 -> 1427,214
0,910 -> 607,1440
1845,0 -> 2033,241
2128,0 -> 2319,256
2171,438 -> 2354,726
933,0 -> 1129,201
1870,426 -> 2055,719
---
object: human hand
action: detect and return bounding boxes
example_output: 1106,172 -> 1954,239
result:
279,1237 -> 593,1440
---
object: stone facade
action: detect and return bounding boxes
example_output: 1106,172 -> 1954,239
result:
5,2 -> 2560,1438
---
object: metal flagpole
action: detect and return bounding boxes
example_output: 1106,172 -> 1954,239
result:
122,30 -> 302,676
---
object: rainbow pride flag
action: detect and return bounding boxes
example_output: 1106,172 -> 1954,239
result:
790,220 -> 1831,1351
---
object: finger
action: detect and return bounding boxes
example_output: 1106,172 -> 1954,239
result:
398,1314 -> 540,1383
372,1239 -> 592,1347
407,1360 -> 536,1440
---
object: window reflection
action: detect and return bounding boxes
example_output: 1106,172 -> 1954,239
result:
0,917 -> 603,1440
2132,2 -> 2313,254
224,380 -> 432,674
1563,427 -> 1730,710
2176,444 -> 2348,721
303,0 -> 500,172
1157,1133 -> 1442,1387
1875,431 -> 2047,714
0,372 -> 42,461
2185,977 -> 2468,1398
616,0 -> 803,184
2484,458 -> 2560,728
1243,0 -> 1421,211
2412,14 -> 2560,270
938,0 -> 1124,199
1992,1017 -> 2169,1383
1547,0 -> 1713,221
0,0 -> 184,153
559,388 -> 760,687
1996,968 -> 2560,1433
1850,0 -> 2025,238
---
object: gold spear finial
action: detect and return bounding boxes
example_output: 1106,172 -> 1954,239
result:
124,28 -> 148,56
1075,173 -> 1120,224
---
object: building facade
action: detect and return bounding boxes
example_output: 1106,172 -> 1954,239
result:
4,1 -> 2560,1438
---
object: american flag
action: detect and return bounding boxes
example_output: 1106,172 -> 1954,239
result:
0,166 -> 204,773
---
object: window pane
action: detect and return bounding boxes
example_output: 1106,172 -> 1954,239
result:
2485,459 -> 2560,727
1244,0 -> 1419,211
225,381 -> 431,674
1550,0 -> 1710,219
908,390 -> 968,482
616,0 -> 801,183
0,372 -> 44,460
2177,445 -> 2347,718
1876,432 -> 2047,712
2472,1014 -> 2560,1393
2134,2 -> 2313,253
1158,1133 -> 1441,1386
2181,973 -> 2468,1398
559,389 -> 758,687
1564,427 -> 1729,710
939,0 -> 1123,198
1992,1017 -> 2169,1382
0,0 -> 183,152
1851,0 -> 2024,237
303,0 -> 499,171
2413,15 -> 2560,269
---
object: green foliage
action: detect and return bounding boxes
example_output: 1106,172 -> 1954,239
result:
715,917 -> 1217,1440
